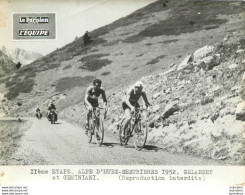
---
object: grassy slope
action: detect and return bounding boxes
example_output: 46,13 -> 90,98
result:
0,120 -> 32,165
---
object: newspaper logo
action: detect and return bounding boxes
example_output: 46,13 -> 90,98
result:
19,30 -> 49,36
13,13 -> 56,40
19,16 -> 49,24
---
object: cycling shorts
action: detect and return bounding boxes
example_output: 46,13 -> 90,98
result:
122,101 -> 140,111
84,101 -> 99,109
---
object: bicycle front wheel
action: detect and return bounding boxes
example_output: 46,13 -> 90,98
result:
95,119 -> 104,146
133,120 -> 148,151
86,117 -> 94,143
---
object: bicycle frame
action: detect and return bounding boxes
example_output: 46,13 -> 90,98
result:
119,108 -> 145,142
130,109 -> 142,134
90,106 -> 106,126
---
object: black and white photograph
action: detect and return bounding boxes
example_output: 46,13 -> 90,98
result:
0,0 -> 245,189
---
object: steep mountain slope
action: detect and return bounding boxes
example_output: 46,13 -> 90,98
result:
0,50 -> 15,76
1,0 -> 245,115
1,46 -> 43,66
0,0 -> 244,163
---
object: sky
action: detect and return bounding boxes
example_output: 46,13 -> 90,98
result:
0,0 -> 156,55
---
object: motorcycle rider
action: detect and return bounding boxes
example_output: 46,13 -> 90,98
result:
47,100 -> 57,121
35,106 -> 42,119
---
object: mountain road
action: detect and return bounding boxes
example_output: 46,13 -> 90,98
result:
6,117 -> 226,165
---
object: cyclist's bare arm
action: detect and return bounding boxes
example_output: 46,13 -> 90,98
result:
84,87 -> 93,109
101,88 -> 107,106
142,92 -> 150,107
125,89 -> 134,110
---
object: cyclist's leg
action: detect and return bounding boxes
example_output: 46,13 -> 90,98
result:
84,102 -> 92,133
124,108 -> 131,133
135,102 -> 144,133
123,101 -> 132,136
92,104 -> 101,139
86,111 -> 92,126
135,102 -> 140,109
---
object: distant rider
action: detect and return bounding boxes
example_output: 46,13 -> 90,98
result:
84,79 -> 107,138
35,106 -> 42,118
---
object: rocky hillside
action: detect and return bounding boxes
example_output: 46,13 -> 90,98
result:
1,46 -> 43,66
106,35 -> 245,165
0,0 -> 244,164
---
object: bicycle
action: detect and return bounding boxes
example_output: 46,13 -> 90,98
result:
119,107 -> 148,151
86,106 -> 107,146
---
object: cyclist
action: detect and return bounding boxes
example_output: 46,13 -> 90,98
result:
84,79 -> 107,138
122,81 -> 150,137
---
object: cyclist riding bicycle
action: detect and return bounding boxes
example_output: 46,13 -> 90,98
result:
84,79 -> 107,137
122,81 -> 150,136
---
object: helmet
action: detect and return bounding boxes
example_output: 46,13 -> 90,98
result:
93,79 -> 102,86
134,81 -> 144,88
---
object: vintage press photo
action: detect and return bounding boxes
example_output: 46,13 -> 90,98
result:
0,0 -> 244,192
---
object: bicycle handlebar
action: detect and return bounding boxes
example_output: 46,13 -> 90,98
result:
92,106 -> 107,119
133,106 -> 152,112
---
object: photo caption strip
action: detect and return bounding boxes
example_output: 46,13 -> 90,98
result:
13,13 -> 56,40
0,166 -> 243,185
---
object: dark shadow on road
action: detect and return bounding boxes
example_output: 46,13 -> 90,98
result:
52,123 -> 62,125
119,144 -> 162,151
142,145 -> 162,152
123,145 -> 135,149
101,142 -> 122,148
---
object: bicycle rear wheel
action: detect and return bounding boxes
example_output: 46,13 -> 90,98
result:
133,120 -> 148,151
119,118 -> 131,146
95,119 -> 104,146
86,117 -> 94,143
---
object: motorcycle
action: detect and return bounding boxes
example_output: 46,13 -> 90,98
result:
49,108 -> 57,124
